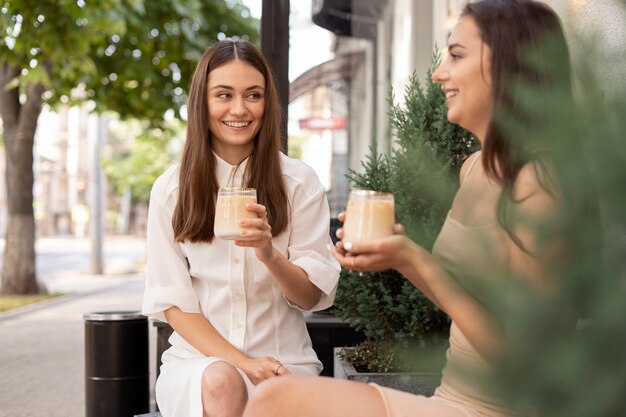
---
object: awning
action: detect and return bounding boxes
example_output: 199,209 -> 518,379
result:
289,51 -> 365,103
311,0 -> 387,39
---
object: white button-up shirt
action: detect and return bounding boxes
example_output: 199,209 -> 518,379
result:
142,152 -> 340,372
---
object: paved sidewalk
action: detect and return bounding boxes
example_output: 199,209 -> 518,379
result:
0,237 -> 157,417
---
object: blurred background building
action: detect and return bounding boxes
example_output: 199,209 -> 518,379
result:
1,0 -> 623,236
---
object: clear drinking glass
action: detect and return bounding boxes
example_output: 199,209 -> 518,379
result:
342,189 -> 395,244
214,187 -> 258,240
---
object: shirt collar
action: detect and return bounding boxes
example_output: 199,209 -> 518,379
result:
214,152 -> 250,188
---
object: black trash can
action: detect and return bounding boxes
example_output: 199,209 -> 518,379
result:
84,311 -> 149,417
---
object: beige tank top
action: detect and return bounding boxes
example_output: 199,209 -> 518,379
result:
431,152 -> 519,416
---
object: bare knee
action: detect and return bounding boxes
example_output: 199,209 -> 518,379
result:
202,362 -> 247,416
244,377 -> 296,417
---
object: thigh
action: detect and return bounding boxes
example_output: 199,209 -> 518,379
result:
245,376 -> 387,417
374,384 -> 475,417
245,377 -> 476,417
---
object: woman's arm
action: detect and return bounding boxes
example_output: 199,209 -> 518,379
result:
164,307 -> 289,383
257,248 -> 323,310
165,306 -> 248,364
236,169 -> 339,311
234,202 -> 323,310
331,235 -> 505,360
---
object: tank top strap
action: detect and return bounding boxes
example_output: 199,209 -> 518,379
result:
462,151 -> 482,183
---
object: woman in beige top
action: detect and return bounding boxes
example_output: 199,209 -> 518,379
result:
242,1 -> 589,417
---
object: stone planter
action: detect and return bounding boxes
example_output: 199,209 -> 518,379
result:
304,311 -> 365,376
333,347 -> 441,396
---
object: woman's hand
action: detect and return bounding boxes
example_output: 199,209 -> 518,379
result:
330,231 -> 413,273
332,211 -> 443,317
330,211 -> 414,273
236,356 -> 291,386
235,202 -> 275,262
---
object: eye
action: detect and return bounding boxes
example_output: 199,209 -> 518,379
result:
450,53 -> 461,61
216,92 -> 231,99
247,92 -> 263,100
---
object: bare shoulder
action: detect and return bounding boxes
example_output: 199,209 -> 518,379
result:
459,151 -> 481,184
511,161 -> 559,217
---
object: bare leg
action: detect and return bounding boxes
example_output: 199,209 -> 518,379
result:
202,361 -> 248,417
243,376 -> 387,417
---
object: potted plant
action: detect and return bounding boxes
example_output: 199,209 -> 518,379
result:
332,51 -> 478,395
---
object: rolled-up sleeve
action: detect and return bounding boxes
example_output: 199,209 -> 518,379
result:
141,169 -> 200,322
287,171 -> 340,311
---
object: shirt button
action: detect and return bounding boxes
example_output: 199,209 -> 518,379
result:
233,258 -> 240,264
235,322 -> 242,329
234,292 -> 243,300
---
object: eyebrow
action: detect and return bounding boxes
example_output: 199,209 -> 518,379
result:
447,43 -> 466,51
208,84 -> 265,91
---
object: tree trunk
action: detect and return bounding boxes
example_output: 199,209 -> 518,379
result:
0,63 -> 44,295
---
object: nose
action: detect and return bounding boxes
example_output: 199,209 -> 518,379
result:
230,96 -> 247,116
432,62 -> 448,84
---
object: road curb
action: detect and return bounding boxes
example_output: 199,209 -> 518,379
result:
0,274 -> 145,322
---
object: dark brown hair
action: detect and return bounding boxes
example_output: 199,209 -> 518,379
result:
464,1 -> 602,323
461,0 -> 574,247
172,39 -> 289,242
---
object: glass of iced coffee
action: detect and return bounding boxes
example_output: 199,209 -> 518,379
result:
342,189 -> 395,244
214,187 -> 258,240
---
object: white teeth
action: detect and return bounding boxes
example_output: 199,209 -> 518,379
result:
224,121 -> 250,128
446,91 -> 458,99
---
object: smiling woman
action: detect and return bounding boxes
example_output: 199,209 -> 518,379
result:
433,16 -> 493,140
207,60 -> 266,163
141,39 -> 340,417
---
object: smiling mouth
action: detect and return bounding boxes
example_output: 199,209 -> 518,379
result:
223,121 -> 251,128
445,90 -> 458,99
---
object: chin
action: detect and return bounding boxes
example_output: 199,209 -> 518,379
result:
446,111 -> 460,126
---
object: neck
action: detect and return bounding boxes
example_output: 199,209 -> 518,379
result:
214,146 -> 253,165
473,123 -> 487,146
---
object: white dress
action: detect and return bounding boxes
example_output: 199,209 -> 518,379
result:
141,152 -> 340,417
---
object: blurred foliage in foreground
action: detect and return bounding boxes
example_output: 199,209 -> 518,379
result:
462,10 -> 626,417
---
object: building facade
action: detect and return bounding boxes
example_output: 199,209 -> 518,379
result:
291,0 -> 625,215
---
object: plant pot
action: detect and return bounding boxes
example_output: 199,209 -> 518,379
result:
304,312 -> 366,376
333,347 -> 441,396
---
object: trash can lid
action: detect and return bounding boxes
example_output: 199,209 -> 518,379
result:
83,311 -> 146,321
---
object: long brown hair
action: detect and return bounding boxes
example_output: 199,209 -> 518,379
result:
461,0 -> 574,248
172,39 -> 289,242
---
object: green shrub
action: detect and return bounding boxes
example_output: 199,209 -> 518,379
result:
337,340 -> 395,373
332,51 -> 478,372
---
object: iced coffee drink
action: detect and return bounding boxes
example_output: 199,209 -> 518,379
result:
214,187 -> 258,240
342,190 -> 395,244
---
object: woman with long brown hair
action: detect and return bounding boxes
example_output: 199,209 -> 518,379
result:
142,39 -> 339,417
242,1 -> 593,417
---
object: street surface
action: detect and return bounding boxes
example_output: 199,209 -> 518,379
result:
0,235 -> 147,290
0,234 -> 156,417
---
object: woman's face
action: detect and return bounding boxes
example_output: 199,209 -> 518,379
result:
207,59 -> 265,163
433,16 -> 493,141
